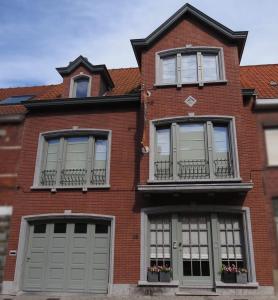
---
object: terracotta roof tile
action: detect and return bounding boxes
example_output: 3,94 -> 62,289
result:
240,64 -> 278,98
107,67 -> 141,96
1,64 -> 277,116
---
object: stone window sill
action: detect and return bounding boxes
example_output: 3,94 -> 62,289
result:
30,185 -> 110,192
138,280 -> 179,287
154,80 -> 228,88
215,281 -> 259,288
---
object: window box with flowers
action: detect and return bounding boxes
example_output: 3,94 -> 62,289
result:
147,266 -> 160,282
221,265 -> 248,284
159,265 -> 172,282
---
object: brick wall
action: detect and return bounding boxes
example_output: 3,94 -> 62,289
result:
138,16 -> 274,285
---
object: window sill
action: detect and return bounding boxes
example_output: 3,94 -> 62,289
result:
138,280 -> 179,287
215,281 -> 259,288
154,80 -> 228,88
30,184 -> 110,192
147,178 -> 242,184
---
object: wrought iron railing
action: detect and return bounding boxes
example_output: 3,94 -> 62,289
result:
40,169 -> 57,186
91,169 -> 106,185
60,169 -> 87,186
213,158 -> 234,178
154,161 -> 173,180
178,159 -> 210,179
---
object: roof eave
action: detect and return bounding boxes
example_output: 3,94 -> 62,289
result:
23,94 -> 140,110
131,3 -> 248,65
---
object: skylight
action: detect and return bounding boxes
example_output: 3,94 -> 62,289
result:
0,95 -> 34,105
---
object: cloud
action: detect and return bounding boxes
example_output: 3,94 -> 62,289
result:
0,0 -> 277,87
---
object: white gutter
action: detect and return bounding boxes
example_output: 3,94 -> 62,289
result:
255,98 -> 278,109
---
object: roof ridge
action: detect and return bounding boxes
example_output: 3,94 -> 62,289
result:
108,67 -> 139,71
240,63 -> 278,68
0,83 -> 62,91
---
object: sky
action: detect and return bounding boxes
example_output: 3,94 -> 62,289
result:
0,0 -> 277,88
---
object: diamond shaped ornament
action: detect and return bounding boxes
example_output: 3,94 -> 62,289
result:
185,96 -> 197,107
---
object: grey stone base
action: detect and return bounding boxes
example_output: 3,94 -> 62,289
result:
1,281 -> 275,299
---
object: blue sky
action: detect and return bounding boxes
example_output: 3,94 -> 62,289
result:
0,0 -> 277,88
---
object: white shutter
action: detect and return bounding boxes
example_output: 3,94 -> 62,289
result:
202,54 -> 219,81
181,54 -> 197,82
64,137 -> 88,169
162,56 -> 176,83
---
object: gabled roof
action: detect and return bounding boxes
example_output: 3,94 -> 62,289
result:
131,3 -> 248,65
240,64 -> 278,99
56,55 -> 115,89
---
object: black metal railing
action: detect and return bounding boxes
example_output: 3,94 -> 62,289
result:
213,158 -> 234,178
91,169 -> 106,185
154,161 -> 173,180
178,159 -> 210,179
60,169 -> 87,186
40,169 -> 57,186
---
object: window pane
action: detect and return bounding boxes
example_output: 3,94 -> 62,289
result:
45,139 -> 59,170
54,223 -> 67,233
65,137 -> 88,169
214,126 -> 229,153
181,54 -> 197,82
74,78 -> 89,98
203,54 -> 219,81
162,56 -> 176,83
265,129 -> 278,166
34,224 -> 46,234
156,128 -> 170,157
179,124 -> 206,160
94,139 -> 107,169
95,224 -> 108,234
74,223 -> 87,234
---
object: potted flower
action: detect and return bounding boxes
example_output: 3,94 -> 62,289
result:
236,268 -> 248,284
221,264 -> 237,283
147,265 -> 160,282
158,265 -> 171,282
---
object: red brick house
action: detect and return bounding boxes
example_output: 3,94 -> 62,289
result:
0,3 -> 277,298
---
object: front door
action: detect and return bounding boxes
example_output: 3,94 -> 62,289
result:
177,215 -> 213,286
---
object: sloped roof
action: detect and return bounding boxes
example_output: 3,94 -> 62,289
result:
240,64 -> 278,99
131,3 -> 248,65
1,64 -> 277,116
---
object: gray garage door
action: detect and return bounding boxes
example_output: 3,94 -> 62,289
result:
23,221 -> 110,293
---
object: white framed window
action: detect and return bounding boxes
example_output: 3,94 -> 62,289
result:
156,47 -> 225,87
265,128 -> 278,166
152,117 -> 239,182
70,75 -> 91,98
33,129 -> 111,189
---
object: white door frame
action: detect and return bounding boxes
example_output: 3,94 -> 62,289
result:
14,212 -> 115,294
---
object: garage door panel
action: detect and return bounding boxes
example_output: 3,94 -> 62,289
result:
23,221 -> 111,293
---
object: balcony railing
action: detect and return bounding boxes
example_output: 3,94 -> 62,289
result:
154,161 -> 173,180
60,169 -> 87,186
213,158 -> 234,178
178,159 -> 210,179
154,158 -> 234,181
91,168 -> 106,185
40,169 -> 57,186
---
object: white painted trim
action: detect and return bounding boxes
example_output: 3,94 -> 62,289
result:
0,173 -> 17,178
0,146 -> 21,150
32,128 -> 112,188
140,205 -> 256,286
0,206 -> 12,215
149,115 -> 241,181
69,73 -> 92,98
255,98 -> 278,109
14,212 -> 115,295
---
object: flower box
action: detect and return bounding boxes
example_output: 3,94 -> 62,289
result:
221,271 -> 236,283
147,271 -> 159,282
236,272 -> 248,284
159,271 -> 171,282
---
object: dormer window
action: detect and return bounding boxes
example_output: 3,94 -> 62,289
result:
73,76 -> 90,98
156,47 -> 226,87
